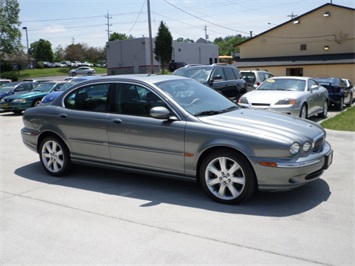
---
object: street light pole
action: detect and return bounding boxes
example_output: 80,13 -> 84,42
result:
22,27 -> 30,69
147,0 -> 154,74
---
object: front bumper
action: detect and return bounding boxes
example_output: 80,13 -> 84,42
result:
252,140 -> 333,191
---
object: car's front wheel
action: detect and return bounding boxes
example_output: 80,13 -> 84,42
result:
300,104 -> 308,119
32,99 -> 42,107
338,97 -> 344,111
71,72 -> 77,77
199,149 -> 256,204
39,136 -> 72,176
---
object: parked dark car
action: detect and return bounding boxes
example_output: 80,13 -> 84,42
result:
314,77 -> 352,110
21,74 -> 333,204
1,81 -> 65,114
40,76 -> 101,105
0,82 -> 35,101
168,61 -> 186,72
173,64 -> 247,101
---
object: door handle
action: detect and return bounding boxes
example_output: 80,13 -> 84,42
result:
113,118 -> 122,124
59,113 -> 67,118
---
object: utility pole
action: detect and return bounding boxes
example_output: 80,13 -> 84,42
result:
287,12 -> 298,19
204,25 -> 209,40
105,11 -> 112,42
147,0 -> 154,74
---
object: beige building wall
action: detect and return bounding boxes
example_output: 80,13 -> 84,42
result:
240,5 -> 355,58
240,64 -> 354,81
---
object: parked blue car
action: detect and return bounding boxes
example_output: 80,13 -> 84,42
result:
41,76 -> 101,105
314,77 -> 353,110
0,82 -> 35,101
1,81 -> 65,114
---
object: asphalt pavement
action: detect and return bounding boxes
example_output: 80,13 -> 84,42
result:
1,110 -> 354,265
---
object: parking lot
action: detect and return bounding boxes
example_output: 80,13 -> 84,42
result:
1,111 -> 354,265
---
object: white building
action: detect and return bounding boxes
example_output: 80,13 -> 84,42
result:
107,37 -> 219,75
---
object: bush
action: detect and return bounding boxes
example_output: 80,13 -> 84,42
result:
1,71 -> 19,81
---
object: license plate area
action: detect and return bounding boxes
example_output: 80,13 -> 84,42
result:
323,150 -> 333,170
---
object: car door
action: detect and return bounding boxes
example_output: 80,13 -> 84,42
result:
307,79 -> 324,115
60,83 -> 111,162
106,82 -> 186,175
209,67 -> 231,99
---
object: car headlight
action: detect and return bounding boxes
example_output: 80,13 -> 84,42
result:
13,99 -> 26,103
290,142 -> 300,155
275,98 -> 296,105
303,141 -> 311,152
238,97 -> 248,104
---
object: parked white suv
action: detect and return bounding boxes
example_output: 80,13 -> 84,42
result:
241,70 -> 273,91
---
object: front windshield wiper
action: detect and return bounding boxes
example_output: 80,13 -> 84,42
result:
195,106 -> 238,116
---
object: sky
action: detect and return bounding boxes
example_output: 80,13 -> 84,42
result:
17,0 -> 355,50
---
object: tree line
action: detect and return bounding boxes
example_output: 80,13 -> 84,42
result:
1,0 -> 248,75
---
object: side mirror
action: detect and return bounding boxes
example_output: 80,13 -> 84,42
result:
150,106 -> 172,120
212,75 -> 223,81
310,84 -> 319,91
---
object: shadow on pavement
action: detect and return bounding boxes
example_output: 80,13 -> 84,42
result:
15,161 -> 331,217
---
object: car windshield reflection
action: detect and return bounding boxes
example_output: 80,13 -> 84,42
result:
156,79 -> 238,116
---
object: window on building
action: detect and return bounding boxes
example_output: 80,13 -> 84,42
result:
300,44 -> 307,51
286,68 -> 303,77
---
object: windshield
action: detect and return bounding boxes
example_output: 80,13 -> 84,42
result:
32,82 -> 56,92
173,67 -> 212,83
257,78 -> 306,91
0,85 -> 17,92
156,79 -> 238,116
58,79 -> 87,92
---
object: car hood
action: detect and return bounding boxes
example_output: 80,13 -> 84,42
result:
243,90 -> 304,104
41,91 -> 63,103
198,108 -> 324,143
4,91 -> 47,99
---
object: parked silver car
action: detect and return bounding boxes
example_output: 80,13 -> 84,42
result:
21,75 -> 333,204
238,76 -> 329,119
68,66 -> 95,77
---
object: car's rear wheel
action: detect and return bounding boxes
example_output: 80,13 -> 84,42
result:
300,104 -> 308,119
39,136 -> 72,176
199,149 -> 256,204
87,72 -> 92,75
319,101 -> 328,118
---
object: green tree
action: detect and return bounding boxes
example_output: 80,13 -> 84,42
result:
0,0 -> 21,57
214,35 -> 248,56
109,32 -> 133,41
154,21 -> 173,72
53,45 -> 65,62
29,39 -> 54,61
65,43 -> 87,62
174,37 -> 194,43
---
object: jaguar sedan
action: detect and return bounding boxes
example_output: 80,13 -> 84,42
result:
238,76 -> 329,119
21,75 -> 333,204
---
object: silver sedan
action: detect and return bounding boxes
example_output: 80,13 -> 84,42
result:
238,76 -> 329,119
68,66 -> 96,77
21,75 -> 333,204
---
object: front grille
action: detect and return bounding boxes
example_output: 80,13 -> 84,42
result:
313,136 -> 324,152
251,103 -> 270,107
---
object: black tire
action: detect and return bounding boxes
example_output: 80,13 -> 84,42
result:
319,101 -> 328,118
87,72 -> 92,76
299,104 -> 308,119
13,110 -> 22,115
39,136 -> 72,177
346,94 -> 353,107
32,99 -> 42,107
199,149 -> 256,204
338,97 -> 344,111
71,72 -> 76,77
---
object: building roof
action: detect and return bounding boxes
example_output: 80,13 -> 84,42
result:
236,3 -> 355,47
